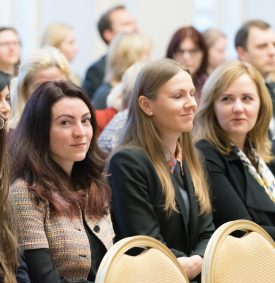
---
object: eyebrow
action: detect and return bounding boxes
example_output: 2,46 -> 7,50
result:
54,112 -> 91,120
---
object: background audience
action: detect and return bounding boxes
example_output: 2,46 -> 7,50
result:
9,46 -> 72,129
166,26 -> 208,101
83,5 -> 138,100
0,27 -> 21,76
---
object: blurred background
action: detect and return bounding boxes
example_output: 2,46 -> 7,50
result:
1,0 -> 274,80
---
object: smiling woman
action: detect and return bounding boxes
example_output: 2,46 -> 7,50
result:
108,58 -> 214,282
194,60 -> 275,241
8,80 -> 114,283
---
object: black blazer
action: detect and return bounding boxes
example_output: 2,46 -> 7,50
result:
197,140 -> 275,240
82,55 -> 106,100
108,147 -> 214,258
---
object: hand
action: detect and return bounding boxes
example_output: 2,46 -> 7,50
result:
177,255 -> 202,280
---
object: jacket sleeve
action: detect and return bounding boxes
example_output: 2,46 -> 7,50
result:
108,149 -> 188,257
25,249 -> 93,283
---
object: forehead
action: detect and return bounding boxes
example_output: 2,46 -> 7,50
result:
248,27 -> 275,45
179,38 -> 197,48
33,67 -> 67,83
0,30 -> 18,40
52,97 -> 90,116
110,9 -> 133,24
159,70 -> 194,91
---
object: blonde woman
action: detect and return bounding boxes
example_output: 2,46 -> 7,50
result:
108,58 -> 214,282
9,46 -> 72,129
195,60 -> 275,240
41,23 -> 80,85
93,32 -> 151,109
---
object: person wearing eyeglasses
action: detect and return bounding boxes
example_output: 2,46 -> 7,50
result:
166,26 -> 208,101
0,27 -> 21,76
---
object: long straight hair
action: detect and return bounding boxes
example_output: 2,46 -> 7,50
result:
118,58 -> 211,214
0,129 -> 17,283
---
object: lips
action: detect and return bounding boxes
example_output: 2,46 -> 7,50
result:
70,143 -> 87,149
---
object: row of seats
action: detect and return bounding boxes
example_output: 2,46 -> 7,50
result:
95,220 -> 275,283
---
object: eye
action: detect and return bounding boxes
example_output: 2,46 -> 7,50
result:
82,117 -> 91,125
243,95 -> 253,101
220,96 -> 230,102
60,120 -> 72,126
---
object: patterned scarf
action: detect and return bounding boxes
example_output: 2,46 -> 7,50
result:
166,144 -> 183,174
232,144 -> 275,203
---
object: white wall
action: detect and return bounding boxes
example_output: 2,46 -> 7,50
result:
0,0 -> 274,80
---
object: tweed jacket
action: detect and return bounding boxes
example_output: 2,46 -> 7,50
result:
10,179 -> 115,280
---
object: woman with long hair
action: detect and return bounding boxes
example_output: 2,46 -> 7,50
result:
195,60 -> 275,239
9,80 -> 114,282
108,58 -> 214,282
0,71 -> 17,282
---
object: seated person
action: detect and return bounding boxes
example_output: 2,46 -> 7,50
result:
108,59 -> 214,282
9,80 -> 114,283
195,60 -> 275,240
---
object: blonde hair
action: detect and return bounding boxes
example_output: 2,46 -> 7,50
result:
41,23 -> 73,48
105,32 -> 151,84
118,58 -> 211,214
194,60 -> 273,162
9,46 -> 72,129
202,28 -> 227,48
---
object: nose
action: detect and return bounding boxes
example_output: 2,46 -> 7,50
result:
184,94 -> 197,110
232,99 -> 244,112
73,122 -> 85,137
0,100 -> 11,119
268,44 -> 275,56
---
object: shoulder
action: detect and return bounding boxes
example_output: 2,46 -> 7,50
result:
86,54 -> 106,73
10,178 -> 29,197
196,139 -> 220,157
110,147 -> 151,164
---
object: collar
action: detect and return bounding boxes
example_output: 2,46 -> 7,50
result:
166,144 -> 183,174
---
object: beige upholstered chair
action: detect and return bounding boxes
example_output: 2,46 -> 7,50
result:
201,219 -> 275,283
95,235 -> 189,283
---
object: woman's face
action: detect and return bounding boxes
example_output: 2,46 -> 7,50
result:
208,37 -> 227,71
173,38 -> 203,75
27,67 -> 68,98
214,74 -> 260,148
0,85 -> 11,120
0,30 -> 20,71
141,70 -> 197,141
58,30 -> 79,63
49,97 -> 93,175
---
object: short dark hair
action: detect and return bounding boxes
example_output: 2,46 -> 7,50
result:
9,80 -> 110,218
234,19 -> 271,49
97,5 -> 125,44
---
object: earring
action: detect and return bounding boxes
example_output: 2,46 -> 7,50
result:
148,112 -> 153,116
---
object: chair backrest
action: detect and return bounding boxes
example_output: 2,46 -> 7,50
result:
201,220 -> 275,283
95,235 -> 189,283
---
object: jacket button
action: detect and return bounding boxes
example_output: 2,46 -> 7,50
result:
94,225 -> 100,233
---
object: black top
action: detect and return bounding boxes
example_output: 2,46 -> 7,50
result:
82,55 -> 106,100
197,139 -> 275,240
24,217 -> 106,283
108,147 -> 214,258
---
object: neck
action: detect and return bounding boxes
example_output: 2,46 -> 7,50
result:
0,63 -> 15,75
162,134 -> 179,160
231,135 -> 246,150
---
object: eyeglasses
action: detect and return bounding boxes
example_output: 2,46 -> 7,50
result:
174,48 -> 201,58
0,115 -> 7,130
0,41 -> 21,48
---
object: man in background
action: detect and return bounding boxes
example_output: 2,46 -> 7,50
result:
235,19 -> 275,138
82,5 -> 137,100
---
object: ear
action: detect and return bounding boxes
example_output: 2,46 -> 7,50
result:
103,29 -> 114,44
138,96 -> 153,117
236,46 -> 248,61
